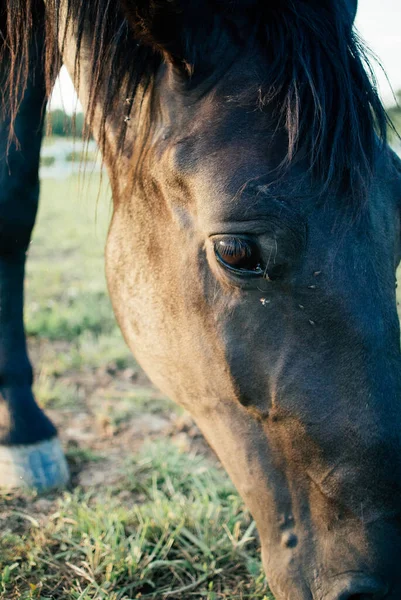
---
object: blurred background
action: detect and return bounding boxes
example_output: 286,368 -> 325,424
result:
2,3 -> 400,599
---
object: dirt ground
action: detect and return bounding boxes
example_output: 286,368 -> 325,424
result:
28,337 -> 213,495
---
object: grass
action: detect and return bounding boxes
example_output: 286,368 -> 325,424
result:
0,442 -> 270,600
0,154 -> 270,599
40,156 -> 56,167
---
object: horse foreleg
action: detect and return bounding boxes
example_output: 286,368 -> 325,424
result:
0,47 -> 69,491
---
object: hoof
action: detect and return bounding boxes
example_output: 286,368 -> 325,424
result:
0,437 -> 69,491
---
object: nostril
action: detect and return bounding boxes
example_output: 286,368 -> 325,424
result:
330,577 -> 388,600
337,591 -> 387,600
337,594 -> 384,600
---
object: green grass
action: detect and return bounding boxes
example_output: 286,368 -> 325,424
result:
34,370 -> 82,409
26,174 -> 137,409
25,175 -> 132,352
0,442 -> 271,600
40,156 -> 56,167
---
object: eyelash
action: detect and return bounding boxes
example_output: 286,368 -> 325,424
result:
213,236 -> 264,276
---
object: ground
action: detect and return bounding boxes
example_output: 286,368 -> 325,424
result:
0,165 -> 272,600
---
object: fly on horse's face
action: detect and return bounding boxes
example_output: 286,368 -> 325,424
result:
2,0 -> 401,597
106,51 -> 401,598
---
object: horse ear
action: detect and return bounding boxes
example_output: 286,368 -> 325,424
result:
119,0 -> 200,68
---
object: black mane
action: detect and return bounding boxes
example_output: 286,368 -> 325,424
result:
0,0 -> 390,201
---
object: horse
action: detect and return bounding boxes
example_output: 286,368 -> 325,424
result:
1,0 -> 401,598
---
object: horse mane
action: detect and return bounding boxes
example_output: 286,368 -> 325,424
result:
0,0 -> 390,202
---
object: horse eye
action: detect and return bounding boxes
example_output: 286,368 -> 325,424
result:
213,236 -> 264,276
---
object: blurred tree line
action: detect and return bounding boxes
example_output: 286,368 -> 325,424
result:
45,109 -> 87,138
47,98 -> 401,143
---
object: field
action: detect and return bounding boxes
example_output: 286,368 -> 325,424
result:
0,168 -> 271,600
